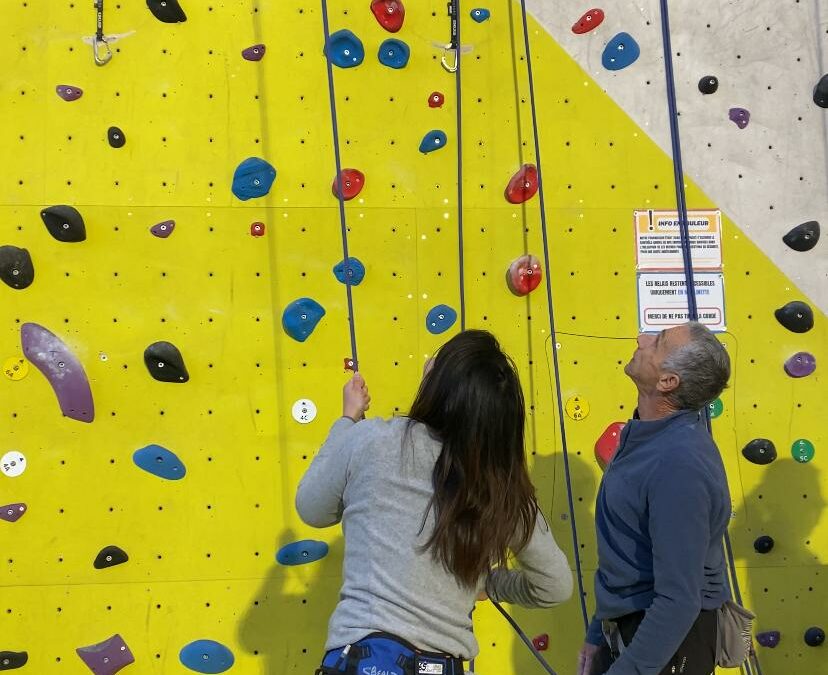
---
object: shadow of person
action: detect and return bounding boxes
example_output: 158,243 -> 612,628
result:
237,527 -> 344,675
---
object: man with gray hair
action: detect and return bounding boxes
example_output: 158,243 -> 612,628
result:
577,321 -> 732,675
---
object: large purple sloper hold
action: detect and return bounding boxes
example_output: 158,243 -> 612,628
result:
76,634 -> 135,674
21,323 -> 94,423
0,503 -> 26,523
784,352 -> 816,378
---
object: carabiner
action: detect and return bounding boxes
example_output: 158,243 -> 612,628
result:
93,36 -> 112,65
441,45 -> 459,72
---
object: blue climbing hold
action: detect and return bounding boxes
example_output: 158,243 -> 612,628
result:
325,29 -> 365,68
133,444 -> 186,481
180,640 -> 234,674
333,257 -> 366,286
756,631 -> 781,648
276,540 -> 329,566
282,298 -> 326,342
426,305 -> 457,335
231,157 -> 276,201
602,32 -> 640,71
378,38 -> 410,69
470,8 -> 490,22
419,130 -> 448,154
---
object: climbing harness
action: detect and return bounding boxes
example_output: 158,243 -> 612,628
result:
316,633 -> 464,675
441,0 -> 460,72
92,0 -> 112,65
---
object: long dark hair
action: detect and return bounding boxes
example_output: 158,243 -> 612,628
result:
407,329 -> 539,588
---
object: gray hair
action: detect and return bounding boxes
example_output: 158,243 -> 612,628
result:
661,322 -> 731,410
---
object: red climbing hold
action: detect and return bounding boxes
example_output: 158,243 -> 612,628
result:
507,255 -> 542,296
595,422 -> 625,470
532,634 -> 549,652
572,8 -> 605,34
250,222 -> 265,237
333,169 -> 365,201
505,164 -> 539,204
428,91 -> 445,108
344,358 -> 355,371
371,0 -> 405,33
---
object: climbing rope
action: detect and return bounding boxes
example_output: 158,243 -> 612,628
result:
449,0 -> 467,331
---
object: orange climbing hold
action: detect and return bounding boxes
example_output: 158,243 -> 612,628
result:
505,164 -> 539,203
595,422 -> 625,470
371,0 -> 405,33
332,169 -> 365,201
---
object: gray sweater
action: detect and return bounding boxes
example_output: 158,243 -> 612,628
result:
295,415 -> 573,658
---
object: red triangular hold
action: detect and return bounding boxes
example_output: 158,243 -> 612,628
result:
371,0 -> 405,33
595,422 -> 625,470
505,164 -> 539,204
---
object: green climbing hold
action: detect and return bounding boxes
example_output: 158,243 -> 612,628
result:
791,439 -> 815,464
708,398 -> 724,419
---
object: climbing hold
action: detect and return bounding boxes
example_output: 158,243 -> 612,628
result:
40,205 -> 87,242
595,422 -> 625,470
0,504 -> 26,523
756,631 -> 781,648
283,298 -> 326,342
242,44 -> 266,61
729,108 -> 750,129
814,74 -> 828,108
146,0 -> 187,23
698,76 -> 719,95
333,257 -> 366,286
470,8 -> 490,22
107,126 -> 126,148
332,169 -> 365,200
3,357 -> 28,381
76,634 -> 135,674
0,652 -> 27,670
277,540 -> 329,566
804,627 -> 825,647
426,305 -> 457,335
506,254 -> 542,296
572,8 -> 604,34
602,33 -> 640,71
774,300 -> 814,333
378,38 -> 410,69
753,535 -> 774,554
0,246 -> 34,290
791,439 -> 815,464
56,85 -> 83,102
231,157 -> 277,201
0,452 -> 26,479
782,220 -> 820,252
505,164 -> 539,204
150,220 -> 175,238
344,358 -> 355,371
784,352 -> 816,378
708,397 -> 724,419
291,399 -> 318,424
133,444 -> 187,480
419,130 -> 448,154
250,222 -> 265,237
94,545 -> 129,569
565,395 -> 590,421
21,323 -> 94,422
144,341 -> 189,383
428,92 -> 445,108
371,0 -> 405,33
741,439 -> 777,465
531,634 -> 548,652
325,29 -> 365,69
180,640 -> 234,674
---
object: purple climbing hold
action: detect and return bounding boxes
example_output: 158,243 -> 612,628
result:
150,220 -> 175,238
242,44 -> 266,61
729,108 -> 750,129
56,85 -> 83,102
76,634 -> 135,675
0,503 -> 26,523
756,631 -> 781,648
784,352 -> 816,378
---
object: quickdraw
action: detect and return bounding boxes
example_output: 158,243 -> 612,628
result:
440,0 -> 459,72
92,0 -> 112,65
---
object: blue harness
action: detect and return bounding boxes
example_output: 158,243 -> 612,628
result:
316,633 -> 465,675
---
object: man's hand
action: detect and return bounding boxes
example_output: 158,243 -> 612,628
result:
577,642 -> 603,675
343,372 -> 371,421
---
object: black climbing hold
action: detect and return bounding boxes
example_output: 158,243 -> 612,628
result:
782,220 -> 820,252
0,651 -> 28,670
804,626 -> 825,647
814,74 -> 828,108
0,246 -> 34,290
742,439 -> 777,465
774,300 -> 814,334
94,545 -> 129,569
40,205 -> 86,242
144,341 -> 189,383
698,75 -> 718,94
753,535 -> 774,554
147,0 -> 187,22
107,126 -> 126,148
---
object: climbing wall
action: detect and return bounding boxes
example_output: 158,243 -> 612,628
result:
0,2 -> 825,675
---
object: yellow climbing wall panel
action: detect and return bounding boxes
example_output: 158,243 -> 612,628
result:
0,1 -> 824,674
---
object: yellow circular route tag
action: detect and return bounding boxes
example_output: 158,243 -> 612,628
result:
3,357 -> 29,381
565,395 -> 590,421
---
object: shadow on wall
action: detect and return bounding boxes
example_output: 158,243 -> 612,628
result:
238,528 -> 344,675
